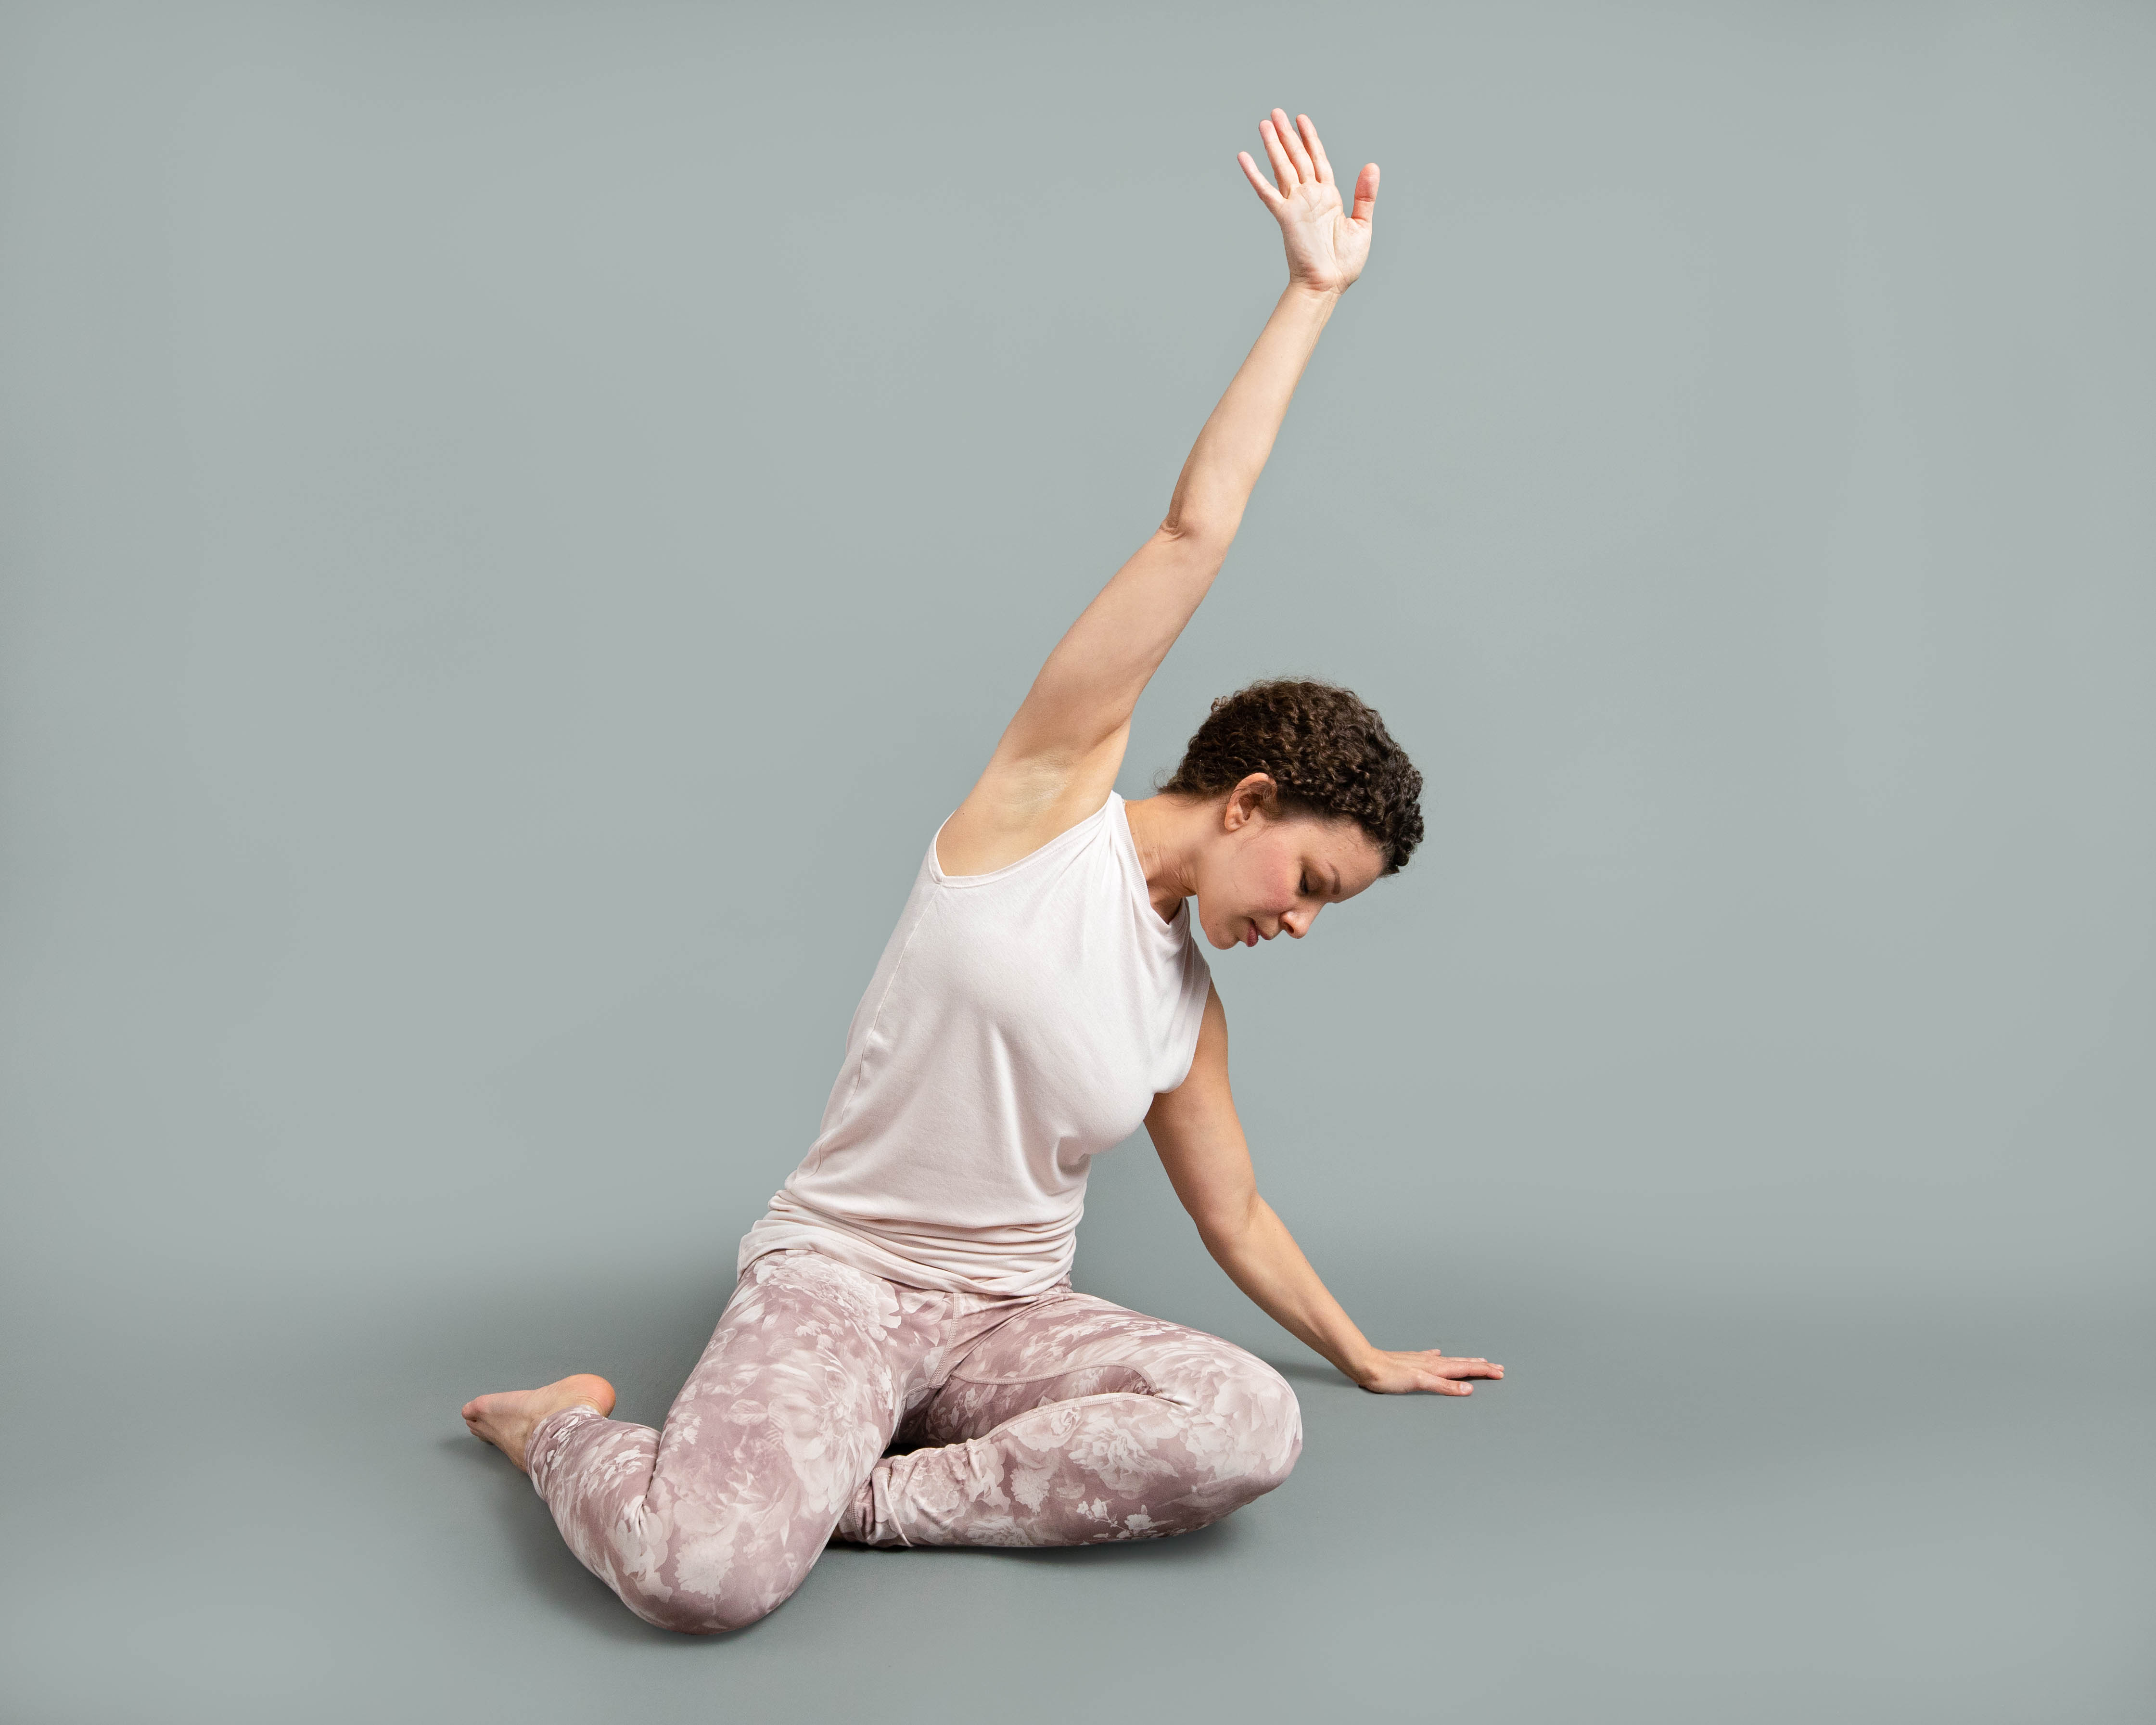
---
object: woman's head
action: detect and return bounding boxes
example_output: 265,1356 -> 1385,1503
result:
1156,678 -> 1424,950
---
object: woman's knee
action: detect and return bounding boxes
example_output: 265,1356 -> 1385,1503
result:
616,1542 -> 816,1636
1155,1347 -> 1300,1515
634,1593 -> 781,1637
1221,1356 -> 1301,1494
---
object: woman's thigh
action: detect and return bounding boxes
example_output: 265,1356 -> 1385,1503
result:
853,1291 -> 1301,1547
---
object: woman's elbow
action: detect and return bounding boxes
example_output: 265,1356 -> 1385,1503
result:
1193,1194 -> 1263,1259
1155,516 -> 1236,566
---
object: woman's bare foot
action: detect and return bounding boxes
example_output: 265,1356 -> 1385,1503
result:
461,1374 -> 616,1473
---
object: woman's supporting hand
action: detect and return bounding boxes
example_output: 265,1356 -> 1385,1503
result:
1238,110 -> 1378,295
1352,1348 -> 1505,1397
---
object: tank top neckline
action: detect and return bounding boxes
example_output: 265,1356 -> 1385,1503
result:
928,792 -> 1192,943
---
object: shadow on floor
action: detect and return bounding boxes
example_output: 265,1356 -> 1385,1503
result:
440,1436 -> 676,1644
445,1421 -> 1250,1649
1262,1358 -> 1359,1391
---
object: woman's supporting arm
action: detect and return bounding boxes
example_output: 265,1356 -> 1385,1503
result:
1145,985 -> 1504,1395
937,112 -> 1379,875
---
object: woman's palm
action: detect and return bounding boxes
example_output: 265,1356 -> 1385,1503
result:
1238,109 -> 1378,294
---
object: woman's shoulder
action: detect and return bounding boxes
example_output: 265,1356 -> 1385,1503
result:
931,727 -> 1129,880
930,788 -> 1118,884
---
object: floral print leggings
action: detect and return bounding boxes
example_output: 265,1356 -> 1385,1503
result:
525,1247 -> 1301,1634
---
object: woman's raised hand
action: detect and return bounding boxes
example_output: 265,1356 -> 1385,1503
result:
1237,109 -> 1378,295
1353,1347 -> 1505,1396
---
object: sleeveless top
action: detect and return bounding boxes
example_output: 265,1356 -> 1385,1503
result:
736,792 -> 1214,1296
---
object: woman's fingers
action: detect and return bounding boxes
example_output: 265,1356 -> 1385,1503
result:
1271,107 -> 1315,181
1297,114 -> 1334,184
1237,150 -> 1285,208
1258,117 -> 1298,195
1351,162 -> 1380,226
1407,1350 -> 1503,1378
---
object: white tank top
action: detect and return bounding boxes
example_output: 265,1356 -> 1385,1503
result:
737,792 -> 1213,1296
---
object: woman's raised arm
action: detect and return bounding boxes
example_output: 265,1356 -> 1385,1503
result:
934,111 -> 1380,876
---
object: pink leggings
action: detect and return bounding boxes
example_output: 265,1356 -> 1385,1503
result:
525,1247 -> 1301,1634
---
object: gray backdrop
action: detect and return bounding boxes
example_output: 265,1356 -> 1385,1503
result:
3,2 -> 2150,1720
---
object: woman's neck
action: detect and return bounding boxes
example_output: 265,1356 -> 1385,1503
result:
1121,794 -> 1204,924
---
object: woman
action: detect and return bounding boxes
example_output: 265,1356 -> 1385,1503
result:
462,109 -> 1500,1634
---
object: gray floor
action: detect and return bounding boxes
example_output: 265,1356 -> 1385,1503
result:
7,1176 -> 2150,1723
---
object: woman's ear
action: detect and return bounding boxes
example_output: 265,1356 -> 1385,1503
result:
1222,773 -> 1280,832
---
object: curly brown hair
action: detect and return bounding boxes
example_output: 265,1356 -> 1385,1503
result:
1156,677 -> 1425,874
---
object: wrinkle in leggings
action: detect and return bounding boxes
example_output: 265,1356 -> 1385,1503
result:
523,1248 -> 1301,1635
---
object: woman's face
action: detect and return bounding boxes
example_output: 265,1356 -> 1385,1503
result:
1191,779 -> 1391,951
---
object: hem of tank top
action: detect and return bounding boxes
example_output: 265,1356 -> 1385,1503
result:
743,1227 -> 1078,1300
753,1185 -> 1086,1254
925,792 -> 1120,888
